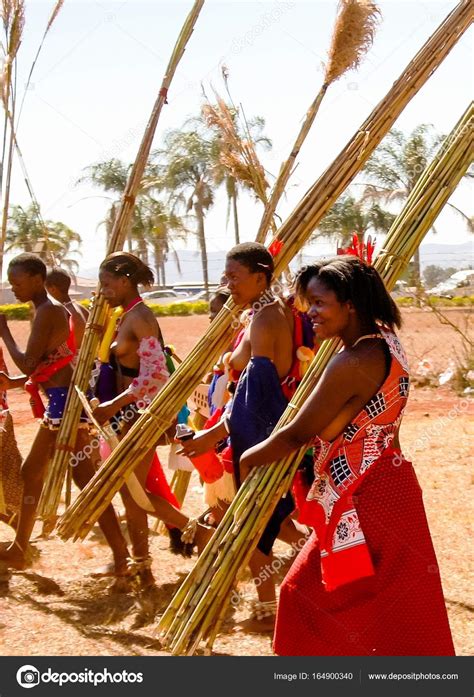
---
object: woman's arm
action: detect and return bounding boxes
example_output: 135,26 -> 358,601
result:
0,308 -> 55,375
0,371 -> 27,391
240,353 -> 359,473
177,419 -> 228,457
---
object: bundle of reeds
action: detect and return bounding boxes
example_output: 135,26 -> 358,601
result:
256,0 -> 380,243
157,102 -> 474,655
55,0 -> 472,542
38,0 -> 206,518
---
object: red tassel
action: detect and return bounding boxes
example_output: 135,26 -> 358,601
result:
268,239 -> 284,258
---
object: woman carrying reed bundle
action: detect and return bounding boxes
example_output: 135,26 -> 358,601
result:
0,254 -> 130,574
179,242 -> 313,630
93,252 -> 212,585
239,255 -> 455,655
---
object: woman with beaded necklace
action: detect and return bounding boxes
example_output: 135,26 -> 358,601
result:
93,252 -> 210,588
239,256 -> 454,655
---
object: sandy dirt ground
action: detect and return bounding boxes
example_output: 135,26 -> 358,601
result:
0,309 -> 472,656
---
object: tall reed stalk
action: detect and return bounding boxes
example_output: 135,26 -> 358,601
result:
256,0 -> 380,243
16,0 -> 65,128
38,0 -> 206,518
0,0 -> 24,291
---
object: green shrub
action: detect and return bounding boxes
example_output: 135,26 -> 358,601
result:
0,299 -> 211,320
148,300 -> 209,317
395,296 -> 413,307
451,296 -> 473,306
0,303 -> 32,320
395,295 -> 473,308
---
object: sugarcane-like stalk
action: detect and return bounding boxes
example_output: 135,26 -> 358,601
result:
156,101 -> 474,654
38,0 -> 206,518
0,0 -> 25,292
256,0 -> 380,243
55,1 -> 472,542
16,0 -> 65,130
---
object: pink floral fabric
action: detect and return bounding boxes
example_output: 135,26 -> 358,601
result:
130,336 -> 169,404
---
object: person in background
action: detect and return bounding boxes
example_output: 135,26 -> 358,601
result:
45,268 -> 89,351
93,252 -> 212,586
179,243 -> 311,631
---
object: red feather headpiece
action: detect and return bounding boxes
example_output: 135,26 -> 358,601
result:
337,233 -> 375,264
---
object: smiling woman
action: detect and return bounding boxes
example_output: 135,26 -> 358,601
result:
240,256 -> 455,656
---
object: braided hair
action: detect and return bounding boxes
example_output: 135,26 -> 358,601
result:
295,256 -> 402,330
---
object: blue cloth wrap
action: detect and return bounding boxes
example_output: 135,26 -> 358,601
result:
229,356 -> 294,555
44,387 -> 89,426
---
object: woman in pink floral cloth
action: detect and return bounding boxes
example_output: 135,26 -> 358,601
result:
93,253 -> 210,587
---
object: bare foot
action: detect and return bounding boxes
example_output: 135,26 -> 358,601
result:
136,567 -> 155,590
235,614 -> 275,634
91,560 -> 129,578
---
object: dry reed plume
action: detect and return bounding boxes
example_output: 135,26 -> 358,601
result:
45,0 -> 64,34
325,0 -> 380,84
202,96 -> 270,210
256,0 -> 380,242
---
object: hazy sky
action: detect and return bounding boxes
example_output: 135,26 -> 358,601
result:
4,0 -> 473,278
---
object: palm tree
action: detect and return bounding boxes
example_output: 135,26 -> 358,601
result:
80,159 -> 187,283
362,124 -> 473,284
6,203 -> 81,275
315,193 -> 395,248
207,110 -> 272,245
78,159 -> 132,251
152,129 -> 217,296
133,195 -> 188,286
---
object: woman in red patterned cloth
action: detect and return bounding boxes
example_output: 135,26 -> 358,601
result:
240,255 -> 454,656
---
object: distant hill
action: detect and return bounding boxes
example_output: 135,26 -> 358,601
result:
418,241 -> 473,270
79,242 -> 473,283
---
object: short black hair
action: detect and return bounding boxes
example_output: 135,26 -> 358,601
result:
226,242 -> 274,284
100,252 -> 154,287
295,256 -> 402,330
8,253 -> 47,280
46,268 -> 71,292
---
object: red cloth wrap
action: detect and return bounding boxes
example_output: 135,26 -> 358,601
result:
24,317 -> 76,418
145,452 -> 180,508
